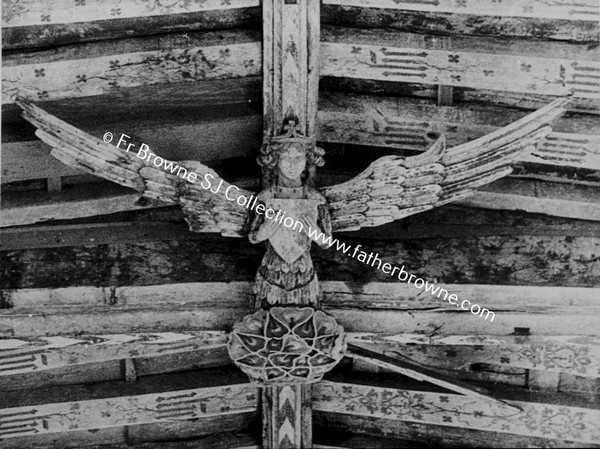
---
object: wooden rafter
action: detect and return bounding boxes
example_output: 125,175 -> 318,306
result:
314,381 -> 600,446
2,1 -> 600,448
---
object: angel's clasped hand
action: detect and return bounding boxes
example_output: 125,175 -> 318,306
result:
299,214 -> 322,242
256,214 -> 285,241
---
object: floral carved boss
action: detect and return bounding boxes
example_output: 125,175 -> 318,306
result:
228,307 -> 346,384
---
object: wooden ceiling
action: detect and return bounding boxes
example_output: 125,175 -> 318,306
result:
1,1 -> 599,448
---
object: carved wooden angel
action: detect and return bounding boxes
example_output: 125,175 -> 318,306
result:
16,98 -> 568,309
248,128 -> 331,309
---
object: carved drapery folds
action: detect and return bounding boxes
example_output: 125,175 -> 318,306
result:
228,307 -> 346,385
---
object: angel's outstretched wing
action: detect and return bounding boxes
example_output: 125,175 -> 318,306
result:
321,98 -> 569,232
16,99 -> 250,236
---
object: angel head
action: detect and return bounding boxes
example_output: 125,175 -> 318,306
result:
258,139 -> 325,187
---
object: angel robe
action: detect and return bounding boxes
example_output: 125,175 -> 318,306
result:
248,185 -> 332,309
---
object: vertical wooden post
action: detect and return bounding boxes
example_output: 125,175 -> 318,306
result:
260,1 -> 321,447
262,385 -> 312,449
263,0 -> 320,139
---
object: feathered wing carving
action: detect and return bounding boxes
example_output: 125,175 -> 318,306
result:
18,97 -> 568,235
16,99 -> 250,236
322,98 -> 570,232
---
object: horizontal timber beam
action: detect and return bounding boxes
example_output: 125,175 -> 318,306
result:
5,27 -> 599,108
323,0 -> 599,22
3,203 -> 600,250
1,231 -> 597,286
456,177 -> 600,220
348,333 -> 600,379
0,282 -> 597,392
329,310 -> 600,336
321,5 -> 599,42
2,29 -> 261,104
313,381 -> 600,444
315,413 -> 600,449
1,416 -> 258,449
4,176 -> 598,227
1,116 -> 262,184
0,184 -> 155,227
0,331 -> 227,377
321,282 -> 600,314
4,282 -> 253,310
5,91 -> 599,187
2,281 -> 599,336
0,308 -> 248,339
318,93 -> 600,170
321,26 -> 600,105
1,0 -> 259,28
0,369 -> 257,441
320,77 -> 600,115
3,7 -> 260,51
4,281 -> 599,314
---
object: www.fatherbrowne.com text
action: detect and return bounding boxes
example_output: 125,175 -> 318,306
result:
107,132 -> 495,323
303,231 -> 495,323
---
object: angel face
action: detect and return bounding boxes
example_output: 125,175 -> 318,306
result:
278,143 -> 307,181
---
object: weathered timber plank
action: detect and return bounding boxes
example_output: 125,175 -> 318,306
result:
6,26 -> 598,106
0,331 -> 227,376
349,338 -> 600,393
457,177 -> 600,220
0,183 -> 154,227
1,233 -> 597,289
3,282 -> 252,310
318,93 -> 600,171
352,353 -> 530,388
128,414 -> 258,445
1,415 -> 258,449
2,114 -> 262,184
3,204 -> 600,251
0,381 -> 257,441
0,365 -> 249,405
5,101 -> 598,189
82,435 -> 260,449
2,30 -> 261,104
321,27 -> 600,102
9,281 -> 598,313
0,425 -> 126,449
314,426 -> 420,449
1,141 -> 86,183
313,382 -> 600,444
329,310 -> 600,336
0,221 -> 192,250
3,174 -> 600,227
0,359 -> 122,393
314,236 -> 600,288
1,0 -> 259,27
3,8 -> 261,50
325,276 -> 600,308
348,333 -> 600,379
2,76 -> 262,140
1,281 -> 598,339
323,0 -> 600,22
346,345 -> 523,410
0,347 -> 231,393
0,308 -> 247,338
321,5 -> 599,42
0,174 -> 253,227
314,413 -> 600,449
4,281 -> 599,314
320,76 -> 600,115
6,93 -> 598,183
460,87 -> 600,115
